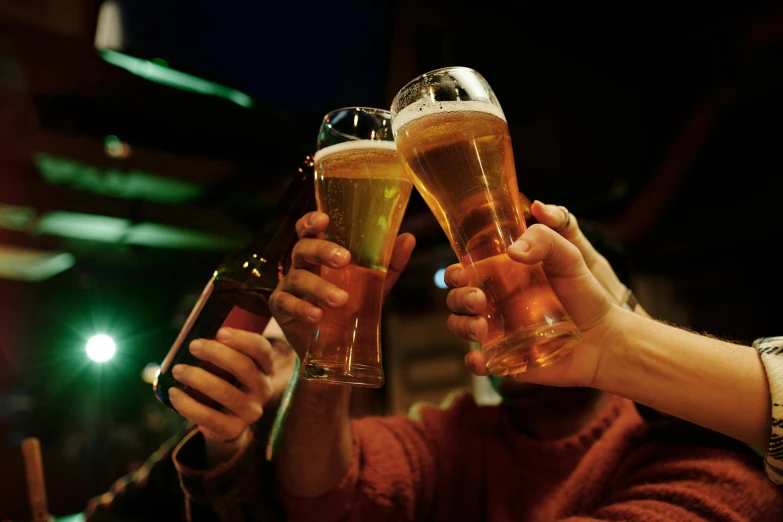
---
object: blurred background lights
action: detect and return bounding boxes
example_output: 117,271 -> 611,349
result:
141,362 -> 161,384
104,134 -> 132,159
434,268 -> 448,289
86,334 -> 116,363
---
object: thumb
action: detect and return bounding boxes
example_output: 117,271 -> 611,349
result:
507,224 -> 612,331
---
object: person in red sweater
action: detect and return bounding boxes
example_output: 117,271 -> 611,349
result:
269,209 -> 783,522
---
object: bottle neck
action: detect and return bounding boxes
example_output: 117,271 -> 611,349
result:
247,170 -> 315,262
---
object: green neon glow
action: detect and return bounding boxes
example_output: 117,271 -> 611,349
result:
99,49 -> 254,108
25,252 -> 77,281
0,246 -> 76,282
35,153 -> 203,204
35,212 -> 245,250
37,212 -> 130,242
124,222 -> 247,250
104,134 -> 121,148
54,514 -> 85,522
0,204 -> 36,230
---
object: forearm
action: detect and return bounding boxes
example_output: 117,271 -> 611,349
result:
276,380 -> 353,497
597,308 -> 771,449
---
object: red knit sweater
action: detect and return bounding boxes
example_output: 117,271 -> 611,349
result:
278,393 -> 783,522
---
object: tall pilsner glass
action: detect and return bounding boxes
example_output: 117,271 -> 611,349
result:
301,107 -> 412,387
391,67 -> 580,375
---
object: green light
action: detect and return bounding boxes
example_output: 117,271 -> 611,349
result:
124,222 -> 248,250
54,515 -> 85,522
35,153 -> 203,204
99,49 -> 254,108
0,245 -> 75,281
24,252 -> 76,281
37,211 -> 130,242
104,135 -> 121,148
31,211 -> 247,250
151,57 -> 169,67
0,204 -> 36,230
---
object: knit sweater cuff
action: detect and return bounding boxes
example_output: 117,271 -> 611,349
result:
753,336 -> 783,485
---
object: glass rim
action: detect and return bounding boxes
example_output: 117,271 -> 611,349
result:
322,106 -> 392,120
391,65 -> 478,107
316,106 -> 395,153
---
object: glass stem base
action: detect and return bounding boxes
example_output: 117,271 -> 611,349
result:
483,320 -> 581,376
300,356 -> 385,388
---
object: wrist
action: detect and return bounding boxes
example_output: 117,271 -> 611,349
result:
205,427 -> 252,468
591,305 -> 640,392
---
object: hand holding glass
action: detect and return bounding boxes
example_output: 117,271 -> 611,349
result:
391,67 -> 580,375
301,107 -> 412,387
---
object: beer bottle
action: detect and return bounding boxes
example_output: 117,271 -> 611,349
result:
154,155 -> 315,410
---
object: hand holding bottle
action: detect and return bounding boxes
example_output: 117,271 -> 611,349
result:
168,326 -> 297,466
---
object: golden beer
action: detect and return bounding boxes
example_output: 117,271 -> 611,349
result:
394,99 -> 579,374
303,140 -> 412,386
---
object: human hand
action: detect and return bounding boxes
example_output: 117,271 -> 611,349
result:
527,201 -> 630,304
269,211 -> 415,360
446,219 -> 626,387
168,327 -> 294,464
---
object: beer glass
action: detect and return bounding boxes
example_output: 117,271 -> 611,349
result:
391,67 -> 580,375
301,107 -> 412,387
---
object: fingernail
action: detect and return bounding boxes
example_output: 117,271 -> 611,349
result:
168,388 -> 182,401
305,214 -> 314,227
465,290 -> 477,309
331,249 -> 348,265
464,353 -> 472,368
468,320 -> 477,335
509,239 -> 531,253
450,268 -> 461,286
189,340 -> 203,354
217,328 -> 232,341
329,288 -> 348,304
172,365 -> 185,378
308,307 -> 321,321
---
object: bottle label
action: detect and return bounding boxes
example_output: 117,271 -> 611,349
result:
222,305 -> 271,334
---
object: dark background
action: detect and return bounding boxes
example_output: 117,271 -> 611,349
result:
1,0 -> 782,518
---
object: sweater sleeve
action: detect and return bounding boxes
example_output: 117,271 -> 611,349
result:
172,428 -> 279,522
276,411 -> 440,522
562,424 -> 783,521
84,422 -> 191,522
86,421 -> 284,522
754,336 -> 783,485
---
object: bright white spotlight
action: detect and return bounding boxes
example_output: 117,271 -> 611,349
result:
434,268 -> 448,289
86,334 -> 116,363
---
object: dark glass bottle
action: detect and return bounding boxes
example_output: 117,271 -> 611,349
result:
154,155 -> 315,410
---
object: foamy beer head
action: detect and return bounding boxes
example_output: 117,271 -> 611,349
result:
314,140 -> 411,271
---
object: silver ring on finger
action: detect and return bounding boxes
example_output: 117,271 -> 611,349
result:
554,206 -> 571,232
